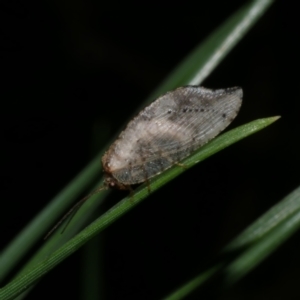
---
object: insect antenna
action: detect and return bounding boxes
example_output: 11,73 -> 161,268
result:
44,185 -> 108,240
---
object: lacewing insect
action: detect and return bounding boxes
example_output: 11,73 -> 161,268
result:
103,86 -> 242,189
45,86 -> 242,239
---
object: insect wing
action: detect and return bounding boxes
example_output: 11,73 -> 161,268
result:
105,86 -> 242,185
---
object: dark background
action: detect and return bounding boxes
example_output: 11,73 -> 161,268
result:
0,1 -> 299,299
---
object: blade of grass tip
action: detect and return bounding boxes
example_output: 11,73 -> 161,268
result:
146,0 -> 275,101
0,0 -> 274,283
148,116 -> 280,191
0,117 -> 279,300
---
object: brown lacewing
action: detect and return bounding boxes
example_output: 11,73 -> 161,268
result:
45,86 -> 242,238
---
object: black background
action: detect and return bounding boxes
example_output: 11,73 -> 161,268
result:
1,1 -> 299,299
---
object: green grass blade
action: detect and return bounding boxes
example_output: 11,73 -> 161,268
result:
163,265 -> 221,300
225,184 -> 300,252
146,0 -> 274,101
224,207 -> 300,285
164,178 -> 300,299
0,117 -> 279,300
223,185 -> 300,284
8,190 -> 107,300
0,153 -> 103,283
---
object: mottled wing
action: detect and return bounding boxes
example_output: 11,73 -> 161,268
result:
107,86 -> 242,185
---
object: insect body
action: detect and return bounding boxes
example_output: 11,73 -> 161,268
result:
45,86 -> 242,239
102,86 -> 242,190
